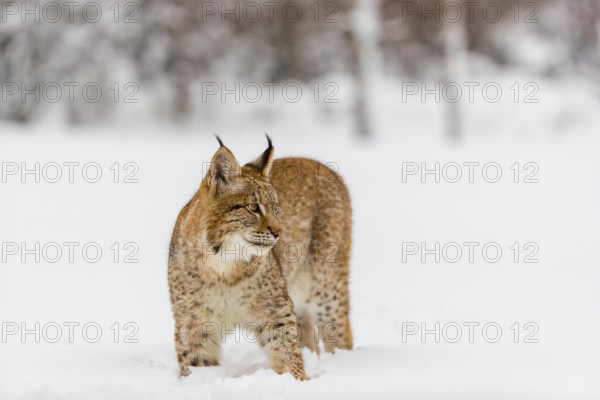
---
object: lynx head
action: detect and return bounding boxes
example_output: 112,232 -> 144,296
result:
200,135 -> 282,264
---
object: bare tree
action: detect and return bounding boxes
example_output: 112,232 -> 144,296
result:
441,0 -> 468,141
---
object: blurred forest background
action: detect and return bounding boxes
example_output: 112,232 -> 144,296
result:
0,0 -> 598,136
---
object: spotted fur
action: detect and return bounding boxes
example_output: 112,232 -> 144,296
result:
168,137 -> 353,380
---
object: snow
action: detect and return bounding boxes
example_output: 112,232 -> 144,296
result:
1,73 -> 600,399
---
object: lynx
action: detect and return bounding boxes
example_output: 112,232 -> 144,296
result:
168,136 -> 353,381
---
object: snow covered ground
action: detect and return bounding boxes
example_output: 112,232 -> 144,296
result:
1,73 -> 600,399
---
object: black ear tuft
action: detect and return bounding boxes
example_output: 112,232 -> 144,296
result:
215,135 -> 224,147
261,133 -> 273,167
246,134 -> 275,178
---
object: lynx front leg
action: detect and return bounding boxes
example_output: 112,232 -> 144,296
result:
249,285 -> 308,381
259,319 -> 308,381
175,314 -> 222,377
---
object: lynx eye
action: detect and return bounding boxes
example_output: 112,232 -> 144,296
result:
246,203 -> 260,213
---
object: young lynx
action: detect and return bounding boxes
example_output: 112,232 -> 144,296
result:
168,136 -> 352,381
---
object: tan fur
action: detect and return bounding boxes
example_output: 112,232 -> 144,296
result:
168,138 -> 353,380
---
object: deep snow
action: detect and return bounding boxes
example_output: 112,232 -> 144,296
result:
1,74 -> 600,399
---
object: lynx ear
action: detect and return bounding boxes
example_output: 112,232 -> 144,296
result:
207,137 -> 241,188
246,134 -> 274,178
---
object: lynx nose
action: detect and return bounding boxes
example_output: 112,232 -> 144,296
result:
270,228 -> 282,239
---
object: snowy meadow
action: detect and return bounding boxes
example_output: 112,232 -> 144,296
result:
2,0 -> 600,398
2,71 -> 600,399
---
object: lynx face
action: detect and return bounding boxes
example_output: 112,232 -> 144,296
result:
201,138 -> 282,264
